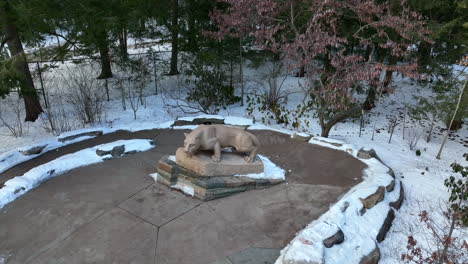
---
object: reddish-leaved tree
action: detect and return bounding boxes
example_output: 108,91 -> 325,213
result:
210,0 -> 430,137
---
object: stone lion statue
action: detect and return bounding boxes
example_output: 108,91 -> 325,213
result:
183,125 -> 260,163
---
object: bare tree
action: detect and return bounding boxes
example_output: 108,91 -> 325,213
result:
117,78 -> 127,111
126,79 -> 140,120
406,127 -> 422,150
388,115 -> 398,144
401,162 -> 467,264
38,84 -> 74,135
0,94 -> 27,137
260,58 -> 290,109
121,76 -> 147,120
61,65 -> 105,126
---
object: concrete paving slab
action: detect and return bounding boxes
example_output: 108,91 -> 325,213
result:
130,129 -> 189,167
132,149 -> 164,169
285,184 -> 347,230
151,129 -> 187,149
30,155 -> 155,205
206,184 -> 295,249
119,183 -> 202,226
206,183 -> 347,250
29,207 -> 157,264
0,194 -> 110,264
156,203 -> 252,264
228,247 -> 280,264
210,258 -> 234,264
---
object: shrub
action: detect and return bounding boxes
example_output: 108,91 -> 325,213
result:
62,65 -> 105,126
246,94 -> 312,130
39,92 -> 74,135
416,150 -> 422,156
0,94 -> 27,137
407,127 -> 422,150
401,161 -> 468,263
184,54 -> 239,114
445,162 -> 467,226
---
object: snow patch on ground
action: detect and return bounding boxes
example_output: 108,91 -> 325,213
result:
0,120 -> 175,175
1,135 -> 95,175
224,116 -> 253,126
236,155 -> 285,180
292,132 -> 310,137
248,123 -> 296,135
57,128 -> 104,139
0,139 -> 154,209
149,173 -> 159,182
171,182 -> 195,196
172,125 -> 199,130
177,114 -> 224,121
0,255 -> 7,264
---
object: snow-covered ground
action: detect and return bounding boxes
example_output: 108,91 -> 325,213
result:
235,155 -> 285,180
0,41 -> 466,262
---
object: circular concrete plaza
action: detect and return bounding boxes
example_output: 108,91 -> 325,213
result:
0,129 -> 366,264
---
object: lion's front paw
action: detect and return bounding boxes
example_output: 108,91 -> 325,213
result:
244,156 -> 254,163
211,155 -> 221,162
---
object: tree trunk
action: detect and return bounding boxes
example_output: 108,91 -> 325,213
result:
363,46 -> 386,110
97,32 -> 113,79
0,1 -> 43,122
383,70 -> 393,89
118,27 -> 128,60
297,65 -> 305,77
239,38 -> 244,106
168,0 -> 179,75
187,1 -> 197,52
319,106 -> 361,138
417,41 -> 431,73
362,85 -> 376,110
383,56 -> 397,91
402,108 -> 406,140
436,79 -> 467,159
427,117 -> 434,143
320,124 -> 332,138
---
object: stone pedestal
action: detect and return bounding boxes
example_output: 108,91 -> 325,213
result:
175,148 -> 264,176
156,156 -> 283,201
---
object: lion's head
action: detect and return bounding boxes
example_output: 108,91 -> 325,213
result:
183,133 -> 200,156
